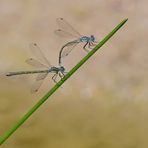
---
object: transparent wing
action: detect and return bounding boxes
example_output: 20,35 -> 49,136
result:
36,72 -> 48,81
26,58 -> 48,68
31,72 -> 48,93
60,42 -> 78,58
54,29 -> 79,38
29,43 -> 52,67
56,18 -> 82,38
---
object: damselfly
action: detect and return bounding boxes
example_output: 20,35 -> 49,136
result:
55,18 -> 97,65
6,43 -> 66,93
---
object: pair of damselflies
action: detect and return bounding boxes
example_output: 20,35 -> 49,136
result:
6,18 -> 97,93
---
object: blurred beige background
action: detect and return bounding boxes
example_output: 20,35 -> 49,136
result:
0,0 -> 148,148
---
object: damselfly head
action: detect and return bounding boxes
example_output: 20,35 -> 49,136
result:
90,35 -> 95,42
60,66 -> 65,72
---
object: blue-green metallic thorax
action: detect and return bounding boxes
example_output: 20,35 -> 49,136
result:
79,35 -> 95,42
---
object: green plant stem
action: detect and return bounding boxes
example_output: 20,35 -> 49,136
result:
0,18 -> 128,145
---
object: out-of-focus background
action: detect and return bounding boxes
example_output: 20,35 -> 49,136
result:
0,0 -> 148,147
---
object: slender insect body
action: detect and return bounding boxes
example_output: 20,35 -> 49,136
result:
55,18 -> 97,65
6,66 -> 65,76
6,70 -> 49,76
6,43 -> 66,93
